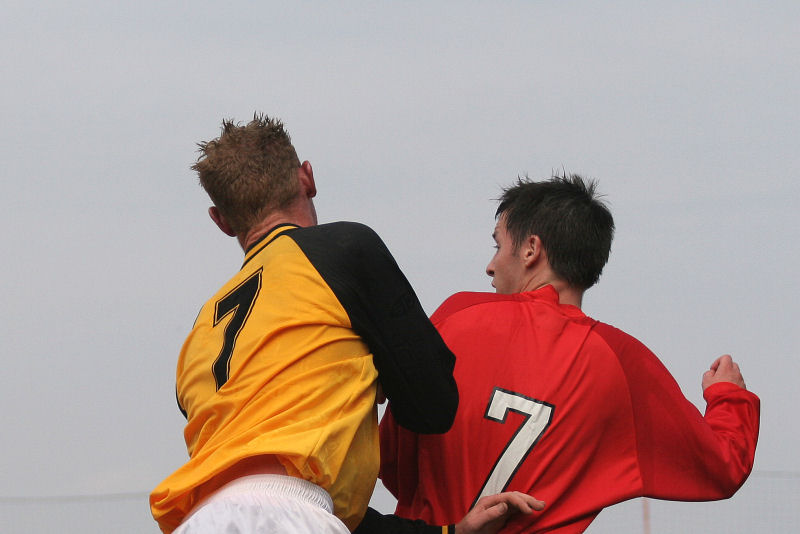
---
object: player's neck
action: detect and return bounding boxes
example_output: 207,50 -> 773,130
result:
239,200 -> 317,251
555,284 -> 583,308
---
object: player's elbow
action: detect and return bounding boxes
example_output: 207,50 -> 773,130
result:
392,386 -> 458,434
708,455 -> 755,500
425,390 -> 459,434
713,474 -> 749,500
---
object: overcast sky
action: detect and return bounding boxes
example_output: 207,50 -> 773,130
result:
2,2 -> 798,532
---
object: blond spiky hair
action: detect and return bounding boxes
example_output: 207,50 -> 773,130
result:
193,113 -> 301,234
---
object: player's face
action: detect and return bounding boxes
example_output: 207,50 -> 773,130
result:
486,216 -> 526,294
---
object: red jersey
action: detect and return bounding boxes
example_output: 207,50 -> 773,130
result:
380,287 -> 760,533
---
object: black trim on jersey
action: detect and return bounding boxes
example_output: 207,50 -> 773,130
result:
242,223 -> 301,267
176,387 -> 187,419
353,507 -> 443,534
288,222 -> 458,434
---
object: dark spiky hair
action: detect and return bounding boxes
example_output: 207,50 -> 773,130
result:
496,173 -> 614,290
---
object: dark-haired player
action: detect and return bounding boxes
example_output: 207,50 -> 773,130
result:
381,174 -> 760,533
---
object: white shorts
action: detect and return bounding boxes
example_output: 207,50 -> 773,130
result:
174,474 -> 351,534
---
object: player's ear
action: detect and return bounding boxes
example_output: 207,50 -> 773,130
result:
208,206 -> 236,237
298,160 -> 317,199
523,235 -> 543,267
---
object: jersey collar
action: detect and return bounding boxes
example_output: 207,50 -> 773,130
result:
524,285 -> 587,319
242,223 -> 300,267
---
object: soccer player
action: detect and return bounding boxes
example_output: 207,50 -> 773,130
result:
148,114 -> 460,533
379,174 -> 760,533
150,115 -> 540,534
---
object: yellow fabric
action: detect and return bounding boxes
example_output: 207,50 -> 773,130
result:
151,226 -> 380,532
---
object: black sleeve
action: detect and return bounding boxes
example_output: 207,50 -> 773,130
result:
353,507 -> 454,534
290,222 -> 458,434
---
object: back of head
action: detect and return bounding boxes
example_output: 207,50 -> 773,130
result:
497,173 -> 615,290
192,114 -> 301,235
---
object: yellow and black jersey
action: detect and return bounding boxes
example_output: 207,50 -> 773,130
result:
150,222 -> 457,533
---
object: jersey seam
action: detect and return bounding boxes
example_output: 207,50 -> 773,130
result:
590,325 -> 646,494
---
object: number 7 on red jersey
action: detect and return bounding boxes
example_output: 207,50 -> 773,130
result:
473,387 -> 555,507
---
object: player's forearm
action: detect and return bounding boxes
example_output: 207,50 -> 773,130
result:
353,507 -> 451,534
701,382 -> 761,494
640,381 -> 760,500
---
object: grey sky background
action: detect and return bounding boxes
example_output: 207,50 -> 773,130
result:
2,2 -> 798,532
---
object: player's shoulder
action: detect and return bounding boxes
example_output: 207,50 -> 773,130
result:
589,320 -> 659,367
297,220 -> 376,235
431,291 -> 516,324
591,321 -> 642,346
287,222 -> 397,282
291,221 -> 382,248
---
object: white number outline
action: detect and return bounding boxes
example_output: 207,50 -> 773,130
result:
473,387 -> 555,507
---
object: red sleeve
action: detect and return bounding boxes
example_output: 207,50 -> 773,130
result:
594,323 -> 760,501
700,381 -> 761,492
379,406 -> 419,504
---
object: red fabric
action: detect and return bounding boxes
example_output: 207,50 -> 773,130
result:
380,287 -> 759,533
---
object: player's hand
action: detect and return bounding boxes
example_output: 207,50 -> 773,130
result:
454,492 -> 545,534
702,354 -> 746,391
